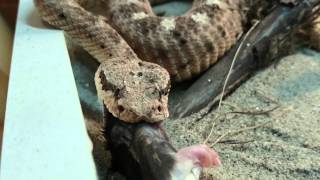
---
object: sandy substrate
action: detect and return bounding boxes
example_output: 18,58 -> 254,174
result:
68,2 -> 320,179
164,50 -> 320,179
74,48 -> 320,180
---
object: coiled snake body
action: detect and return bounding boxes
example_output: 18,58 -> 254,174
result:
35,0 -> 245,123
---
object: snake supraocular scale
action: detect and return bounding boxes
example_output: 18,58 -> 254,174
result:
34,0 -> 246,123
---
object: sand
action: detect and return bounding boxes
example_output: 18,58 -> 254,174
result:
69,2 -> 320,179
77,49 -> 320,180
164,50 -> 320,179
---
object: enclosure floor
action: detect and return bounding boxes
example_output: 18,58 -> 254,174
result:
70,2 -> 320,179
164,50 -> 320,179
77,49 -> 320,180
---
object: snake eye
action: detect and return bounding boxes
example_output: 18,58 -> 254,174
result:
151,88 -> 159,96
160,89 -> 168,96
114,89 -> 120,99
161,83 -> 171,96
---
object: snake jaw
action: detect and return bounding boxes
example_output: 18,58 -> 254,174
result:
95,58 -> 170,123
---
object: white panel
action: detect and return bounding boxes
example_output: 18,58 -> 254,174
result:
0,1 -> 98,179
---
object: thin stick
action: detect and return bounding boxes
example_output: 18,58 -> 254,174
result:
218,139 -> 255,145
229,105 -> 279,115
217,21 -> 260,109
210,121 -> 271,147
254,89 -> 279,105
202,21 -> 260,145
203,117 -> 218,144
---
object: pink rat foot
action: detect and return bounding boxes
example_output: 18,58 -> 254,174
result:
171,144 -> 221,179
177,144 -> 221,167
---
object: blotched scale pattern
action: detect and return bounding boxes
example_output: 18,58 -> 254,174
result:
107,0 -> 244,81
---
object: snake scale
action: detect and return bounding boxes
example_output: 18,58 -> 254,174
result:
34,0 -> 249,123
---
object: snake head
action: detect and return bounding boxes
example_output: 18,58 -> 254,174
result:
95,58 -> 171,123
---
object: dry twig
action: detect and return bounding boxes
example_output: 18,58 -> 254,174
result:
210,121 -> 271,147
229,106 -> 279,115
202,21 -> 260,145
222,102 -> 280,116
217,139 -> 255,145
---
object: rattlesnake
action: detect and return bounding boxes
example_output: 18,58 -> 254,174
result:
34,0 -> 247,123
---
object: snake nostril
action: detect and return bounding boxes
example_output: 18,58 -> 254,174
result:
58,13 -> 66,19
149,78 -> 155,83
118,105 -> 124,113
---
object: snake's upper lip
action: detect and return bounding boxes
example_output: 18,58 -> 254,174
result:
141,112 -> 168,123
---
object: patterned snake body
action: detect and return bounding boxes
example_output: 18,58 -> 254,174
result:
107,0 -> 244,81
34,0 -> 246,122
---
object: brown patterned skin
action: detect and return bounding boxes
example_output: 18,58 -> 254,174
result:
106,0 -> 244,81
34,0 -> 245,122
34,0 -> 170,123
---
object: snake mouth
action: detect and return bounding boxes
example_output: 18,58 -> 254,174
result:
146,109 -> 169,122
115,103 -> 169,123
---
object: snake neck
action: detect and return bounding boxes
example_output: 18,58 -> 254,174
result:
34,0 -> 138,62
